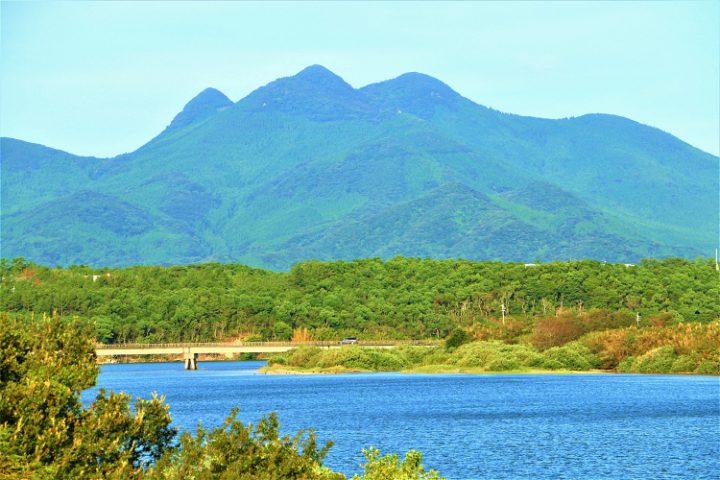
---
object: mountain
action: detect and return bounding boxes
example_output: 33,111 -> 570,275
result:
1,65 -> 717,269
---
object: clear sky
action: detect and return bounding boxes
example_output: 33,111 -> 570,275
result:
2,1 -> 718,157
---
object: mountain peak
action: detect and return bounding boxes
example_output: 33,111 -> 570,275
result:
363,72 -> 459,97
394,72 -> 457,93
240,65 -> 368,121
360,72 -> 462,118
295,64 -> 340,80
287,64 -> 355,93
167,88 -> 233,131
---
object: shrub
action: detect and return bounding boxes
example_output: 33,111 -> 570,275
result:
366,350 -> 409,371
627,346 -> 677,373
273,321 -> 293,341
670,355 -> 696,373
531,315 -> 584,350
450,341 -> 544,370
288,346 -> 323,368
487,357 -> 521,371
580,321 -> 720,372
695,360 -> 720,375
541,359 -> 565,370
444,329 -> 470,350
542,342 -> 600,370
394,345 -> 434,365
351,447 -> 445,480
617,357 -> 635,373
269,355 -> 287,366
148,409 -> 342,480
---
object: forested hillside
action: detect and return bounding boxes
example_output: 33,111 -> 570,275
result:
1,257 -> 716,344
2,66 -> 717,269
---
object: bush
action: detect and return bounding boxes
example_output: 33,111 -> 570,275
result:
366,350 -> 409,371
542,342 -> 601,370
580,321 -> 720,372
487,358 -> 521,371
148,409 -> 342,480
541,359 -> 565,370
450,341 -> 544,370
273,321 -> 293,341
694,351 -> 720,375
624,346 -> 677,373
617,357 -> 635,373
532,315 -> 584,350
288,346 -> 323,368
269,355 -> 287,366
351,447 -> 445,480
670,355 -> 696,373
444,329 -> 470,350
394,345 -> 435,365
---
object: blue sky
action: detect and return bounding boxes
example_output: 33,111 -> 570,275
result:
2,1 -> 718,157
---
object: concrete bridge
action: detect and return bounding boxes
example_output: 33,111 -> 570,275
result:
95,341 -> 434,369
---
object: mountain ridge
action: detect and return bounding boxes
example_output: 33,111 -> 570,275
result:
1,65 -> 717,269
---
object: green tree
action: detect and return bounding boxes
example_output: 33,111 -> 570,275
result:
147,409 -> 342,480
0,313 -> 175,478
351,448 -> 445,480
273,321 -> 293,341
444,329 -> 470,350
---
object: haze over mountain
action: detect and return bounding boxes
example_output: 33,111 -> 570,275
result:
1,65 -> 717,269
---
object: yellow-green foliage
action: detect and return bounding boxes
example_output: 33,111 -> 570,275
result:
271,346 -> 411,371
449,341 -> 544,370
272,324 -> 720,374
146,409 -> 343,480
0,313 -> 175,479
582,321 -> 720,374
350,448 -> 445,480
541,342 -> 601,370
270,341 -> 604,373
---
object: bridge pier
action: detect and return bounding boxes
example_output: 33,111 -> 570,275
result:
183,350 -> 198,370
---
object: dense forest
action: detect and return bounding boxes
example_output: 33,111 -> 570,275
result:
1,257 -> 717,344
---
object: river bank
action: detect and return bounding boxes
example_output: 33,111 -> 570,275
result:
264,339 -> 720,375
260,364 -> 611,375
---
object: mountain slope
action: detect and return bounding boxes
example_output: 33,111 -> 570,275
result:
1,66 -> 716,269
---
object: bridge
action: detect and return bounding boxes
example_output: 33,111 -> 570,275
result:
95,341 -> 434,369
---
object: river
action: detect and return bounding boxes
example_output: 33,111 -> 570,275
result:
82,361 -> 719,479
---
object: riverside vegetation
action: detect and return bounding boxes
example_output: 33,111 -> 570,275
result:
0,314 -> 444,479
1,257 -> 718,374
265,321 -> 720,375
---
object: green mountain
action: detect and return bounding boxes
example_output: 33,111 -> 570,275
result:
1,65 -> 717,269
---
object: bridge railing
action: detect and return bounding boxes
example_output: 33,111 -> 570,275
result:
95,340 -> 440,349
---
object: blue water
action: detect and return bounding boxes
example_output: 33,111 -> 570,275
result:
83,361 -> 720,479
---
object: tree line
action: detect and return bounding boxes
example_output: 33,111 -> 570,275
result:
1,257 -> 717,344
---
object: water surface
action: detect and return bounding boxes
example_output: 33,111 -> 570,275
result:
83,361 -> 720,479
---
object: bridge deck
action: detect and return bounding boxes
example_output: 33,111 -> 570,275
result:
95,341 -> 436,356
